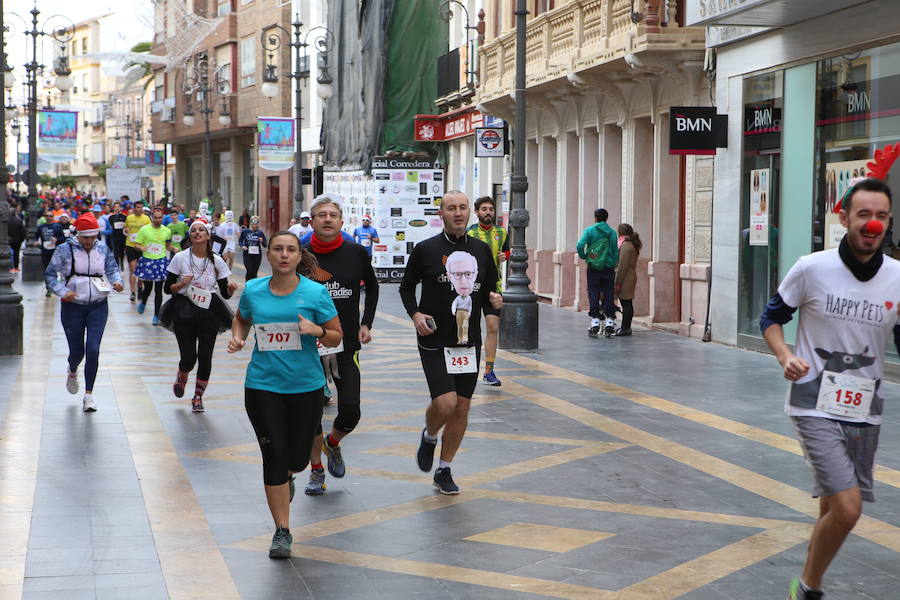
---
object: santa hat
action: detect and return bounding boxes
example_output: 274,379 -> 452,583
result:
190,218 -> 213,234
75,213 -> 100,237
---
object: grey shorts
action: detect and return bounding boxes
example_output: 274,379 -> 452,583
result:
791,416 -> 880,502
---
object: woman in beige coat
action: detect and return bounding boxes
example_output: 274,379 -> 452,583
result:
614,224 -> 642,336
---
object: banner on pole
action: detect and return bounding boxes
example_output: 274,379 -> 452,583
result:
257,117 -> 295,171
37,110 -> 78,163
143,150 -> 164,177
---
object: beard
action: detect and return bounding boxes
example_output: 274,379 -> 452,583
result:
479,214 -> 494,226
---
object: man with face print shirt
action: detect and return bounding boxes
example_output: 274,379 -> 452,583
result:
761,178 -> 900,600
399,190 -> 503,495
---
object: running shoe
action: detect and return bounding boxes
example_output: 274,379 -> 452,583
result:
129,292 -> 136,302
66,369 -> 79,395
137,301 -> 147,315
603,325 -> 615,338
268,528 -> 292,559
151,316 -> 161,326
82,394 -> 96,413
788,578 -> 824,600
433,467 -> 460,495
588,326 -> 600,338
482,371 -> 502,386
323,384 -> 333,404
173,373 -> 187,399
304,469 -> 327,496
191,395 -> 205,413
288,475 -> 295,502
322,437 -> 346,478
615,328 -> 632,337
417,428 -> 437,472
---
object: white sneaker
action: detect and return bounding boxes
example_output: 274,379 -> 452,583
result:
590,317 -> 601,328
66,370 -> 79,395
82,394 -> 97,412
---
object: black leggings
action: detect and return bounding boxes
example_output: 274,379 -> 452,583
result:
174,317 -> 218,380
243,252 -> 262,281
316,351 -> 362,435
140,280 -> 164,316
245,387 -> 324,486
620,298 -> 634,331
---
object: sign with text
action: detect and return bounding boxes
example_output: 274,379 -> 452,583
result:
106,168 -> 143,201
37,110 -> 78,163
669,107 -> 728,155
414,108 -> 484,142
257,117 -> 295,171
474,127 -> 507,158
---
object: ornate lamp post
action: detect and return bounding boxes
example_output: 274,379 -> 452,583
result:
498,0 -> 539,350
180,56 -> 232,206
260,15 -> 334,217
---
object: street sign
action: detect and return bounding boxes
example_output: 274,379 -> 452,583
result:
474,127 -> 507,158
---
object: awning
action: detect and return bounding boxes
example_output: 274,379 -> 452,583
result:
685,0 -> 872,28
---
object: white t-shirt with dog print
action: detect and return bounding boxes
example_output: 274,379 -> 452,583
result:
779,248 -> 900,424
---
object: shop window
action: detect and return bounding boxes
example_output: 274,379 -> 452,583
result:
738,71 -> 783,338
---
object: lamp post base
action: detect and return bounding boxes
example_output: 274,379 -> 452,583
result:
499,293 -> 540,351
0,303 -> 24,356
22,248 -> 44,282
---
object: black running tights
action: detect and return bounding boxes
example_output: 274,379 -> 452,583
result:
140,280 -> 164,316
174,317 -> 217,380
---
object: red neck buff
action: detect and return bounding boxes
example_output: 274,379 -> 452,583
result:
310,232 -> 344,254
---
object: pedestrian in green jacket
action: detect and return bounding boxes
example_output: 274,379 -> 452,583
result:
576,208 -> 619,337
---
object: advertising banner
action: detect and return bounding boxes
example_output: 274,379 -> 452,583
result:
257,117 -> 295,171
37,110 -> 78,163
143,150 -> 164,177
18,152 -> 52,175
748,168 -> 769,246
106,168 -> 143,203
824,159 -> 869,249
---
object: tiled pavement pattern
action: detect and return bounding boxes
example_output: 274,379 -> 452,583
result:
2,261 -> 900,599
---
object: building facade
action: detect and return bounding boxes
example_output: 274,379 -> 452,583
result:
692,0 -> 900,366
473,0 -> 712,335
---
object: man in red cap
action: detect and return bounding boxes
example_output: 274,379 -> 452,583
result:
44,212 -> 124,412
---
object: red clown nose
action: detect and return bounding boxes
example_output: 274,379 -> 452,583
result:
865,220 -> 885,235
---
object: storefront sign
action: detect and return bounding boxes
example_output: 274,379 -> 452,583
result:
686,0 -> 769,26
818,73 -> 900,126
705,25 -> 771,47
37,110 -> 78,163
414,108 -> 484,142
744,102 -> 782,135
749,168 -> 769,246
257,117 -> 295,171
474,127 -> 507,158
669,107 -> 728,155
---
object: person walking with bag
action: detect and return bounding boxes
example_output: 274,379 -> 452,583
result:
44,212 -> 124,412
614,224 -> 642,337
576,208 -> 619,338
162,219 -> 237,413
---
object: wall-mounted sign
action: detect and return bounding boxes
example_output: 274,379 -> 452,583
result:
474,127 -> 507,158
669,106 -> 728,155
414,107 -> 484,142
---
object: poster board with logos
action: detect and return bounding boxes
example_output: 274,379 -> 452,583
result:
106,168 -> 143,203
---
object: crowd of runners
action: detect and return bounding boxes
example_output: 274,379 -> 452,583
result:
30,171 -> 900,598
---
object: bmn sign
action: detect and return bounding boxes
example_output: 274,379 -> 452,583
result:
669,107 -> 728,155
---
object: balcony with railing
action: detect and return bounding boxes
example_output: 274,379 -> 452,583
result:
477,0 -> 704,104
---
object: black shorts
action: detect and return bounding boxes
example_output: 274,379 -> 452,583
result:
318,350 -> 362,435
125,246 -> 142,263
418,346 -> 480,400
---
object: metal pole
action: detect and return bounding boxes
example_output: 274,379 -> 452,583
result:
204,80 -> 213,203
163,143 -> 169,207
293,22 -> 303,216
21,6 -> 43,282
498,0 -> 538,350
0,0 -> 25,355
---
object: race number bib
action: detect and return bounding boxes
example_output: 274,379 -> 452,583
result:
42,240 -> 56,250
147,243 -> 163,255
360,238 -> 371,247
248,245 -> 260,255
317,338 -> 344,356
114,221 -> 125,230
128,233 -> 138,243
815,370 -> 876,420
255,322 -> 301,352
171,234 -> 183,244
92,276 -> 112,294
444,347 -> 477,374
187,284 -> 212,309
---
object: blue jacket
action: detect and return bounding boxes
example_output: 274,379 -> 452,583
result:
44,238 -> 123,304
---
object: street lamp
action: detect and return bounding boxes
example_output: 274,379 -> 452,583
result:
179,56 -> 232,205
260,15 -> 334,216
7,4 -> 74,282
498,0 -> 539,350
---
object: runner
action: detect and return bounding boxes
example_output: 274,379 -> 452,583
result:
466,196 -> 509,386
167,208 -> 188,257
239,216 -> 267,281
135,208 -> 173,325
44,212 -> 124,412
288,211 -> 312,239
36,210 -> 67,297
125,201 -> 151,301
399,190 -> 503,495
352,215 -> 379,258
107,202 -> 126,269
163,219 -> 237,412
760,176 -> 900,600
216,210 -> 240,269
301,194 -> 379,496
228,231 -> 342,559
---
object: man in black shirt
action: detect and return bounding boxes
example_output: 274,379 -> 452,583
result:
302,194 -> 379,495
107,201 -> 127,269
399,190 -> 503,494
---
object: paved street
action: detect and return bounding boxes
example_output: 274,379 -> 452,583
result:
2,265 -> 900,600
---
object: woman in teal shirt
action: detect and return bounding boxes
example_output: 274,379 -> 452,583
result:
228,231 -> 342,559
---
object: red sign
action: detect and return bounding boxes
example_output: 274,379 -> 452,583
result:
414,107 -> 484,142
